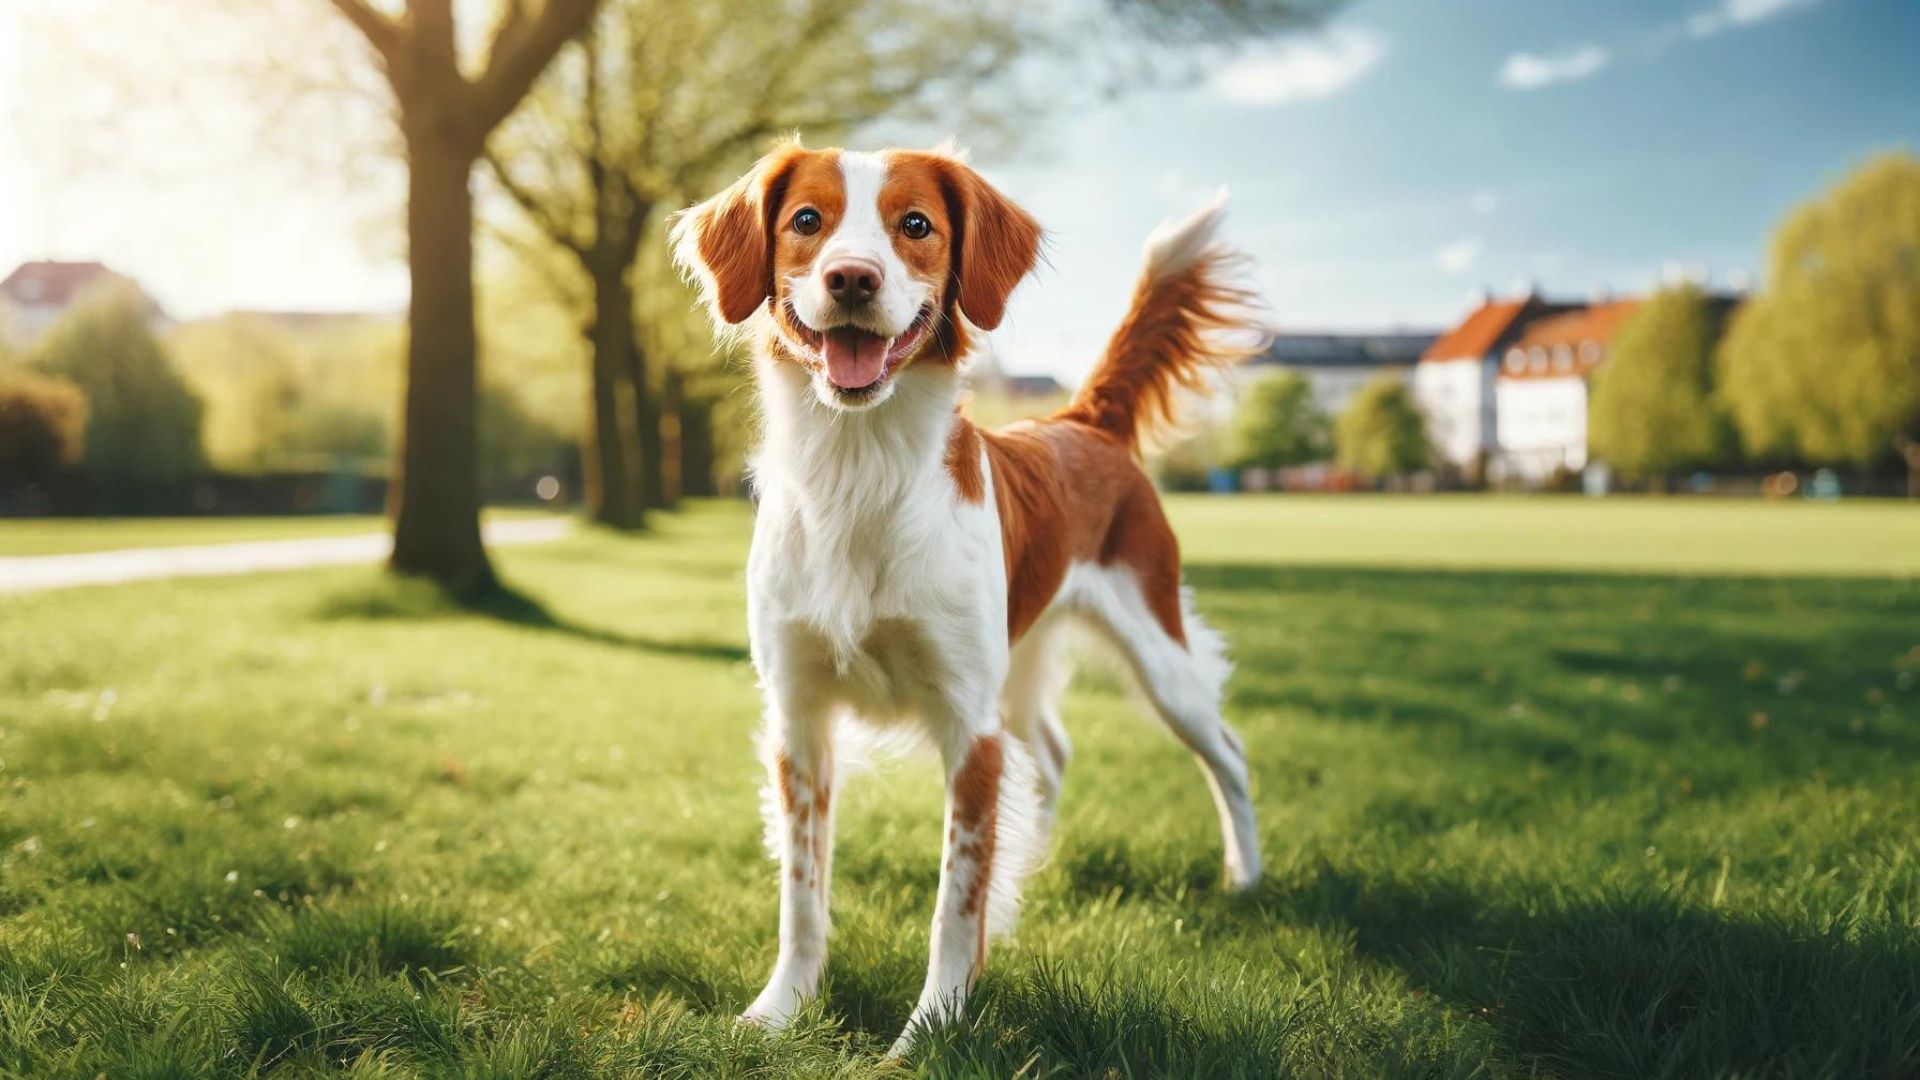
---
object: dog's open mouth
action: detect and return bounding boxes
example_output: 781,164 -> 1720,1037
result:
787,305 -> 933,398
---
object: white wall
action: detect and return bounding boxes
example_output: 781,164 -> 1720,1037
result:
1495,375 -> 1589,482
1413,358 -> 1493,467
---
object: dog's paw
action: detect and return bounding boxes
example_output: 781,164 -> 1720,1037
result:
883,1028 -> 917,1061
739,985 -> 806,1032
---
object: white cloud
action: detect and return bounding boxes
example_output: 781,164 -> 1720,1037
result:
1689,0 -> 1819,37
1209,29 -> 1384,107
1434,237 -> 1486,275
1470,189 -> 1498,216
1499,45 -> 1611,89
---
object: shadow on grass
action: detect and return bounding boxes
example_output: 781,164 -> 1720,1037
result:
1188,561 -> 1920,776
1198,865 -> 1920,1078
312,574 -> 749,664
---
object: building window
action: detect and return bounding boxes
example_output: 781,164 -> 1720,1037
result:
1529,347 -> 1547,373
1580,341 -> 1602,364
1505,349 -> 1525,373
1553,345 -> 1574,370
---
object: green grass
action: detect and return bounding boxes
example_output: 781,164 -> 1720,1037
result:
0,508 -> 558,557
1,496 -> 1915,1078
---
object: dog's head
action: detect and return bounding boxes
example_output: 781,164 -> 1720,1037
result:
671,142 -> 1042,411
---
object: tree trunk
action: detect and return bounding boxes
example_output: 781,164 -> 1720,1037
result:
388,129 -> 494,594
659,365 -> 685,506
629,334 -> 671,511
1899,436 -> 1920,501
584,267 -> 644,529
678,393 -> 716,497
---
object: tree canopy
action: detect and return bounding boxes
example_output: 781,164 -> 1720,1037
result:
1718,152 -> 1920,472
1229,371 -> 1328,470
30,285 -> 203,483
1335,376 -> 1430,482
1589,285 -> 1730,479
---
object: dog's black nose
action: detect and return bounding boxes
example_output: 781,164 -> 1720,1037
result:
823,257 -> 884,305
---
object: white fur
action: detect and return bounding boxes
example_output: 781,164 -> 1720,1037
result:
784,152 -> 931,344
1140,187 -> 1230,282
686,179 -> 1263,1057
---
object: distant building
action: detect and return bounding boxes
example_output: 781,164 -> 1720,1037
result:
968,345 -> 1066,401
1493,299 -> 1639,482
0,260 -> 166,346
220,310 -> 397,334
1248,331 -> 1437,416
998,372 -> 1067,399
1413,293 -> 1578,471
1421,289 -> 1739,485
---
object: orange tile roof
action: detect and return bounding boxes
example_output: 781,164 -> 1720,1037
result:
1509,299 -> 1641,352
1498,299 -> 1642,381
1420,298 -> 1533,362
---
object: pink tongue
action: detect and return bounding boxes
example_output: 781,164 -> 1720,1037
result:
822,328 -> 889,389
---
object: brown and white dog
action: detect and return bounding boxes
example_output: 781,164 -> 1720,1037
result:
671,141 -> 1264,1055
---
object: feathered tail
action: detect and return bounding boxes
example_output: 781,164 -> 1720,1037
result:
1057,191 -> 1267,449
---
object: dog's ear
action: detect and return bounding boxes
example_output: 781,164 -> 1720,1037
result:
671,143 -> 805,325
945,162 -> 1041,331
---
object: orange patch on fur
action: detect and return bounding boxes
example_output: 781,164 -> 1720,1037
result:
1059,250 -> 1260,451
946,417 -> 985,504
973,246 -> 1254,647
952,735 -> 1003,922
775,753 -> 797,812
980,420 -> 1187,645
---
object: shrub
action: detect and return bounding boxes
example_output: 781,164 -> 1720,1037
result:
1229,371 -> 1329,470
1335,376 -> 1432,483
0,371 -> 89,482
30,283 -> 203,482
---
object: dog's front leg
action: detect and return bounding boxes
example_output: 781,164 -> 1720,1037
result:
741,707 -> 836,1029
890,726 -> 1007,1057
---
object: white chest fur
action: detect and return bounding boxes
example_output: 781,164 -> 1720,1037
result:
746,358 -> 1007,726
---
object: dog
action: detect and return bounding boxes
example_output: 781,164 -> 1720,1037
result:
671,141 -> 1264,1056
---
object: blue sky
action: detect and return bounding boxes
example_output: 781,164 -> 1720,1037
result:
986,0 -> 1920,379
2,0 -> 1916,385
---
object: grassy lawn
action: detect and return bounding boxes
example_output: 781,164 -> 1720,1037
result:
0,508 -> 559,558
1,497 -> 1915,1077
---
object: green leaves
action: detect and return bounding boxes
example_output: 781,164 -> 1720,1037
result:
1718,152 -> 1920,471
1589,285 -> 1730,479
1228,371 -> 1329,470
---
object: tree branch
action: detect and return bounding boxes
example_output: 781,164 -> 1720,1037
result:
324,0 -> 401,58
471,0 -> 602,136
482,146 -> 591,260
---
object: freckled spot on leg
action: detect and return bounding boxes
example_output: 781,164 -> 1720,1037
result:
776,753 -> 797,813
952,735 -> 1003,831
952,741 -> 1003,920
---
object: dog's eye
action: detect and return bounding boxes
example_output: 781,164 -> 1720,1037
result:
901,212 -> 932,240
792,208 -> 822,236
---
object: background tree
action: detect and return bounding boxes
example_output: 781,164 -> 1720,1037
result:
30,285 -> 203,483
487,0 -> 1347,526
0,371 -> 89,486
171,314 -> 400,471
322,0 -> 601,592
1718,151 -> 1920,496
1589,285 -> 1731,482
484,0 -> 1032,527
1335,376 -> 1430,484
1228,371 -> 1328,472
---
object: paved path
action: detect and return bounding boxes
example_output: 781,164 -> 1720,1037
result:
0,518 -> 572,595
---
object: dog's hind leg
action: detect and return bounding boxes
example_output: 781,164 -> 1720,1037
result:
1064,562 -> 1262,890
1001,612 -> 1073,842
